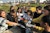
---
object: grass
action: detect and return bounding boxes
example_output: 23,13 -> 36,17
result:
0,3 -> 46,12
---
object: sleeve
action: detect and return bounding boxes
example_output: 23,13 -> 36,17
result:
26,21 -> 35,27
7,14 -> 12,21
32,14 -> 44,23
2,19 -> 8,29
3,19 -> 9,23
2,19 -> 9,26
23,14 -> 28,20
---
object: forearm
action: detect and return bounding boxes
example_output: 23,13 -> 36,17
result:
7,21 -> 19,26
26,23 -> 34,27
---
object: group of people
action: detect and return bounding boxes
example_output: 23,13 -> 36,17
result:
0,5 -> 50,33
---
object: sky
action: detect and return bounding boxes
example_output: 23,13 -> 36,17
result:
40,0 -> 46,3
0,0 -> 46,3
0,0 -> 15,3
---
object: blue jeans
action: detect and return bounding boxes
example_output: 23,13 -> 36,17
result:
26,28 -> 32,33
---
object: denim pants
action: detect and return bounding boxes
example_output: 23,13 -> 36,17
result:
26,28 -> 32,33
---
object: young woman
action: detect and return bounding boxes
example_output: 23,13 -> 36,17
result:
0,10 -> 19,33
7,6 -> 16,22
23,10 -> 36,33
17,7 -> 26,33
7,6 -> 18,29
23,10 -> 32,21
17,7 -> 24,21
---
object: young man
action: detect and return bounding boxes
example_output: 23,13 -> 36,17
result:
41,5 -> 50,33
33,6 -> 43,18
43,5 -> 50,16
33,5 -> 50,25
42,15 -> 50,33
33,6 -> 43,26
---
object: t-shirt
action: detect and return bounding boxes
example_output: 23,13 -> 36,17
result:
23,13 -> 32,21
0,17 -> 8,26
7,13 -> 15,22
33,12 -> 42,18
0,17 -> 8,33
42,30 -> 50,33
17,12 -> 23,21
23,13 -> 33,27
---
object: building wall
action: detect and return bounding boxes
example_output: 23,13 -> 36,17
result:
36,0 -> 40,3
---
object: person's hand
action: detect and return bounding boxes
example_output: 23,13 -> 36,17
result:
13,23 -> 20,26
33,25 -> 36,28
24,19 -> 28,23
17,14 -> 20,16
20,18 -> 24,20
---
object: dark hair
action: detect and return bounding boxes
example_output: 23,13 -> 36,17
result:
44,5 -> 50,12
17,7 -> 22,13
27,10 -> 33,16
42,15 -> 50,26
0,10 -> 4,17
36,6 -> 42,10
10,6 -> 15,13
